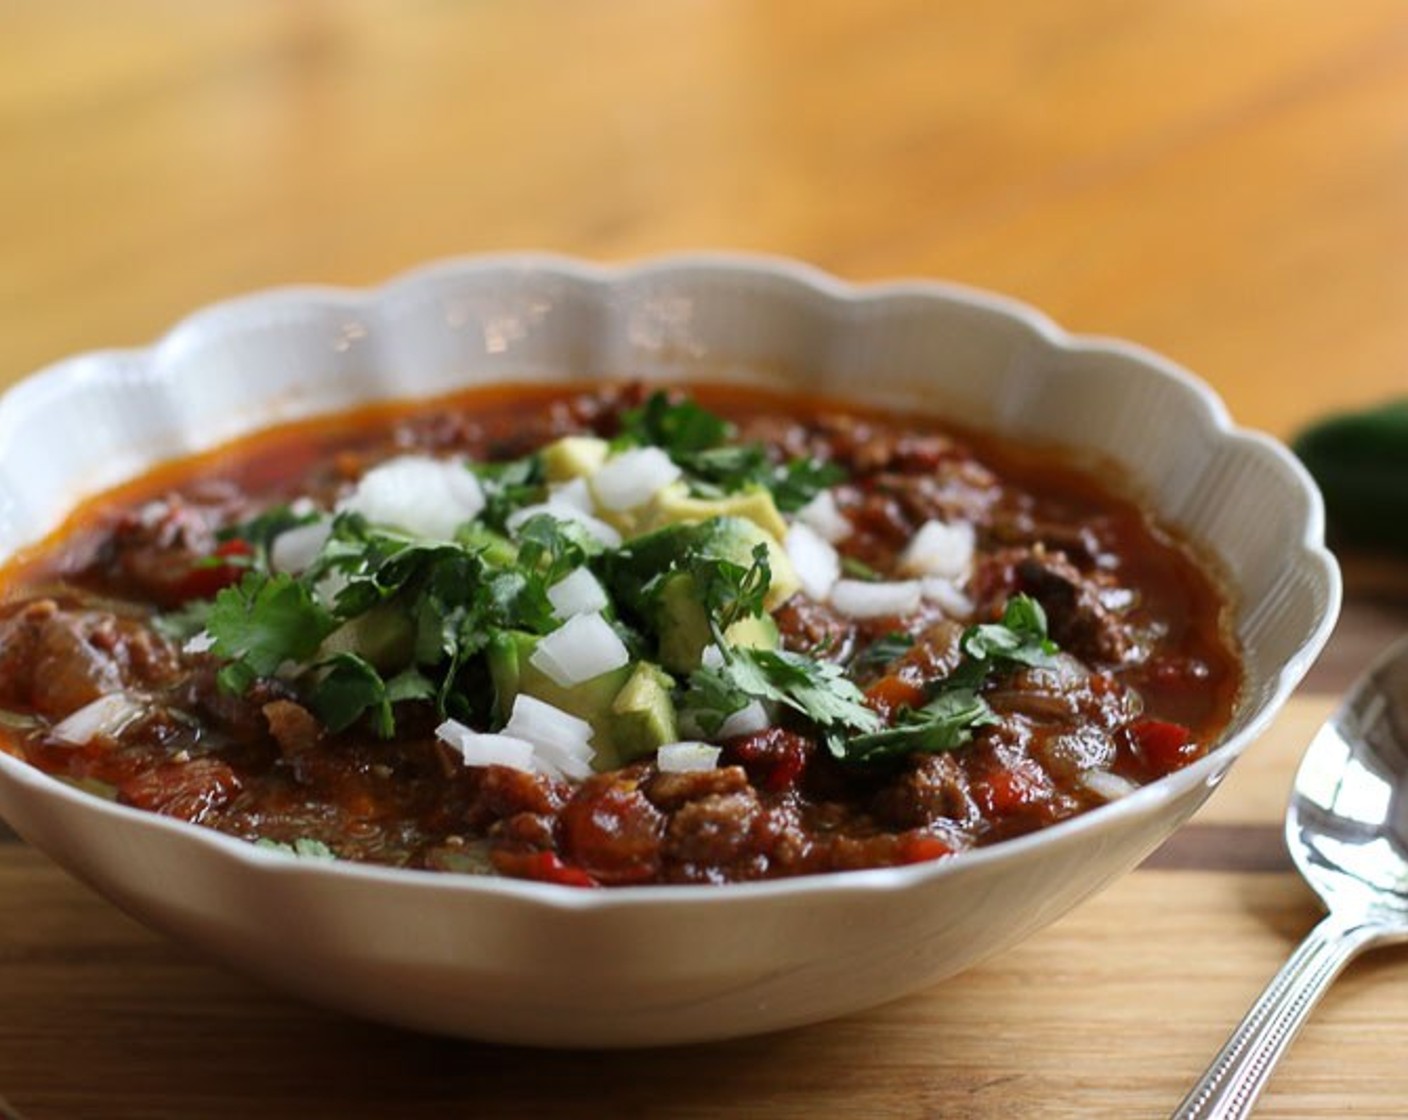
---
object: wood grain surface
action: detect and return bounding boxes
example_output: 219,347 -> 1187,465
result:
2,3 -> 1407,1118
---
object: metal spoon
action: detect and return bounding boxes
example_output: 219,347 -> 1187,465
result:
1172,634 -> 1408,1119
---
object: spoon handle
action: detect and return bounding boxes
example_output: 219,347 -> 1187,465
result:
1170,912 -> 1384,1120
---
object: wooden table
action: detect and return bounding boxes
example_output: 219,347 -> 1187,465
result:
2,3 -> 1407,1116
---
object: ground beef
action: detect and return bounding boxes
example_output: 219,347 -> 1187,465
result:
262,699 -> 323,758
117,757 -> 242,824
1014,550 -> 1139,665
0,599 -> 179,719
871,752 -> 981,834
773,594 -> 857,660
96,485 -> 250,607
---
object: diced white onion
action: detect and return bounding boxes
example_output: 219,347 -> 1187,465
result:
338,455 -> 485,540
794,489 -> 852,543
183,629 -> 216,655
921,577 -> 975,619
529,612 -> 630,688
503,694 -> 595,762
270,516 -> 332,574
657,741 -> 723,773
1080,769 -> 1140,802
314,570 -> 350,609
137,500 -> 170,528
785,522 -> 841,601
548,477 -> 595,514
51,692 -> 145,745
546,567 -> 610,620
506,502 -> 623,549
529,740 -> 595,781
829,578 -> 923,619
590,447 -> 681,511
718,699 -> 772,738
435,721 -> 536,773
700,643 -> 726,670
898,520 -> 975,580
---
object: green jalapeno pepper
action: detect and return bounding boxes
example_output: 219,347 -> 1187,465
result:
1294,400 -> 1408,552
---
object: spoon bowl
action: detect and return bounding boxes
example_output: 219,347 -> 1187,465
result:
1174,635 -> 1408,1119
1290,641 -> 1408,919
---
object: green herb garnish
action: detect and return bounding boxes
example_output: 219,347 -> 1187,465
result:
207,571 -> 336,694
835,594 -> 1058,763
686,646 -> 882,739
619,390 -> 845,512
255,837 -> 339,861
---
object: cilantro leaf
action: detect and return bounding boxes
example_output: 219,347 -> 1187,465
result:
312,653 -> 434,737
768,457 -> 847,512
619,391 -> 847,512
952,594 -> 1058,685
207,572 -> 335,693
152,598 -> 213,643
218,504 -> 319,570
471,455 -> 546,531
830,593 -> 1059,765
677,445 -> 769,498
619,391 -> 730,454
839,689 -> 995,762
686,647 -> 881,738
255,837 -> 338,861
682,541 -> 771,639
852,631 -> 916,674
514,512 -> 603,587
840,555 -> 883,582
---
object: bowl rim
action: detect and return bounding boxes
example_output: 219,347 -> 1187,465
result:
0,251 -> 1342,909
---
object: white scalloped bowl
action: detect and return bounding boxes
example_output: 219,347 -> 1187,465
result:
0,255 -> 1338,1047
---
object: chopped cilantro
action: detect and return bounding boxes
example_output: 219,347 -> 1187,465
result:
312,653 -> 434,736
207,572 -> 335,694
841,689 -> 995,762
151,598 -> 213,643
619,391 -> 730,455
830,593 -> 1059,764
619,390 -> 846,513
852,631 -> 916,673
254,837 -> 339,861
682,541 -> 771,639
514,512 -> 603,587
768,457 -> 846,512
686,646 -> 881,738
960,594 -> 1057,668
218,504 -> 319,569
840,555 -> 883,582
471,455 -> 545,531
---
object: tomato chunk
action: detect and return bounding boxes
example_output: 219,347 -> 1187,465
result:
864,674 -> 927,720
1128,718 -> 1201,775
725,728 -> 813,792
558,776 -> 665,885
897,831 -> 953,865
169,538 -> 253,602
491,849 -> 598,888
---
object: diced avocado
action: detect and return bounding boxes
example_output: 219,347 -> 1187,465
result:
653,572 -> 709,674
485,630 -> 635,768
654,571 -> 782,674
317,603 -> 414,670
727,611 -> 779,652
608,515 -> 799,612
609,661 -> 679,763
540,435 -> 610,482
642,484 -> 789,542
454,521 -> 518,567
693,516 -> 799,609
